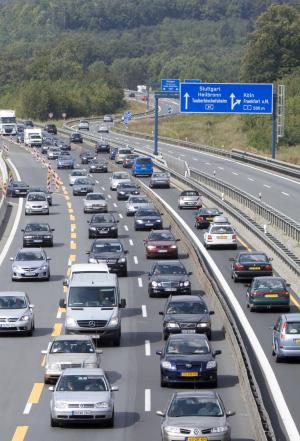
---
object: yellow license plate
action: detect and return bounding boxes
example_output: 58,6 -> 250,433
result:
218,235 -> 228,240
295,339 -> 300,343
188,438 -> 208,441
206,217 -> 213,221
181,372 -> 198,377
265,294 -> 278,298
249,267 -> 260,270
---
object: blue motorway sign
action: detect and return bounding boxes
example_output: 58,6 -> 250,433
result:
180,83 -> 273,114
161,79 -> 180,93
184,79 -> 202,83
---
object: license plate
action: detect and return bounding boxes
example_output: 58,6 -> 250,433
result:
265,294 -> 278,298
206,217 -> 213,221
187,438 -> 208,441
218,235 -> 228,240
0,323 -> 14,328
165,288 -> 177,292
181,372 -> 198,377
249,267 -> 261,270
182,329 -> 196,334
73,410 -> 91,415
34,240 -> 43,243
24,273 -> 36,277
158,249 -> 168,253
146,223 -> 153,226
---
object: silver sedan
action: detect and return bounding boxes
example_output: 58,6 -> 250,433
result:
83,193 -> 108,213
0,291 -> 35,335
11,248 -> 50,281
50,368 -> 118,427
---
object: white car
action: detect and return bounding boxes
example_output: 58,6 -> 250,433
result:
110,172 -> 131,190
98,125 -> 109,133
68,169 -> 87,186
78,120 -> 89,130
204,224 -> 237,249
103,115 -> 113,122
25,192 -> 49,215
126,195 -> 153,216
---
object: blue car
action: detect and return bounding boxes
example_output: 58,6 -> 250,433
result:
132,156 -> 153,177
56,154 -> 74,169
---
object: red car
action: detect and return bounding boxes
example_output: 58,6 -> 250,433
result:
144,230 -> 180,259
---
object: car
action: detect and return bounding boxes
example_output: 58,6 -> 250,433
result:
25,192 -> 49,215
42,335 -> 102,383
272,313 -> 300,362
246,276 -> 290,312
194,208 -> 223,229
56,153 -> 74,169
157,334 -> 221,387
148,262 -> 192,298
17,123 -> 25,133
22,223 -> 54,247
95,142 -> 110,154
7,181 -> 29,197
178,190 -> 202,209
49,368 -> 118,427
204,224 -> 237,249
126,195 -> 153,216
122,154 -> 139,168
69,169 -> 88,186
87,240 -> 128,276
128,92 -> 135,98
73,177 -> 95,196
47,147 -> 61,160
70,132 -> 83,143
159,295 -> 214,339
230,251 -> 273,282
156,391 -> 234,441
83,193 -> 107,213
41,139 -> 54,154
78,120 -> 89,130
134,208 -> 163,231
11,248 -> 50,281
103,114 -> 113,122
59,141 -> 71,151
80,150 -> 96,164
24,120 -> 34,128
115,148 -> 133,164
89,159 -> 108,173
110,171 -> 131,190
0,291 -> 35,336
144,230 -> 179,258
44,123 -> 57,135
116,182 -> 140,200
149,172 -> 171,188
98,125 -> 109,133
88,214 -> 119,239
109,147 -> 118,160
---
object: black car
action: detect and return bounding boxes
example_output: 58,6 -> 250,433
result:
22,223 -> 54,247
87,239 -> 128,276
117,182 -> 140,200
70,132 -> 83,143
88,214 -> 119,239
148,261 -> 192,298
134,208 -> 163,231
156,334 -> 221,387
109,147 -> 118,160
28,187 -> 52,205
230,251 -> 273,282
80,150 -> 96,164
95,142 -> 110,154
194,208 -> 223,229
89,159 -> 108,173
159,295 -> 214,340
44,124 -> 57,135
7,181 -> 29,197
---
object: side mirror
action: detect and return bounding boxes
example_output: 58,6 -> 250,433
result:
213,349 -> 222,356
86,251 -> 90,254
226,410 -> 235,417
120,298 -> 126,308
10,257 -> 14,261
124,250 -> 128,254
96,349 -> 103,354
49,386 -> 54,391
59,299 -> 66,308
159,311 -> 164,316
209,310 -> 215,315
156,350 -> 162,356
111,386 -> 119,392
41,350 -> 47,355
63,279 -> 69,287
21,229 -> 25,232
156,410 -> 165,417
188,271 -> 192,275
47,257 -> 51,261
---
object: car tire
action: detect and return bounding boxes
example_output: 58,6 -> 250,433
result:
88,233 -> 92,239
275,345 -> 283,363
249,304 -> 256,312
50,416 -> 59,427
210,379 -> 218,388
195,223 -> 200,229
120,269 -> 127,277
113,232 -> 118,238
45,273 -> 50,281
163,333 -> 168,340
160,377 -> 167,388
207,331 -> 212,340
233,274 -> 239,283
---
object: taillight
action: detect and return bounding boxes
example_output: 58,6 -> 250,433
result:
207,235 -> 212,241
235,263 -> 244,270
281,322 -> 287,340
265,264 -> 273,271
232,234 -> 237,240
197,216 -> 204,221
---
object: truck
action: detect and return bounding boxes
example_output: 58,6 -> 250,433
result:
137,85 -> 147,93
0,109 -> 17,135
24,128 -> 42,147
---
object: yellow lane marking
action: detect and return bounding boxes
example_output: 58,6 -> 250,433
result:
237,236 -> 252,252
63,286 -> 67,293
67,202 -> 72,209
71,232 -> 77,239
51,323 -> 62,337
68,208 -> 74,214
64,195 -> 70,201
71,223 -> 76,230
12,426 -> 28,441
70,214 -> 76,221
291,294 -> 300,310
41,355 -> 46,367
69,254 -> 76,263
67,267 -> 71,277
59,307 -> 66,313
70,241 -> 77,250
64,190 -> 68,195
28,383 -> 44,404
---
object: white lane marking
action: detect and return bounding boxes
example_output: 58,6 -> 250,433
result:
113,203 -> 117,208
134,256 -> 138,264
193,158 -> 198,161
145,389 -> 151,411
281,191 -> 289,196
264,184 -> 271,189
218,166 -> 224,170
56,310 -> 62,319
108,194 -> 112,199
248,177 -> 254,181
101,186 -> 105,191
129,239 -> 134,246
145,340 -> 151,356
141,305 -> 147,317
119,213 -> 123,219
0,159 -> 23,268
205,162 -> 210,165
138,277 -> 143,287
180,154 -> 185,157
232,172 -> 239,176
23,403 -> 32,415
124,225 -> 128,231
95,180 -> 99,184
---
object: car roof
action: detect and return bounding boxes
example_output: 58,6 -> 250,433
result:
174,391 -> 217,398
283,313 -> 300,321
70,263 -> 109,273
168,295 -> 204,303
0,291 -> 26,297
61,368 -> 105,376
53,334 -> 93,342
69,273 -> 117,287
168,333 -> 208,341
17,247 -> 43,253
253,276 -> 283,281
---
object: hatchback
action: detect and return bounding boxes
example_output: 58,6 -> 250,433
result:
0,291 -> 35,336
272,313 -> 300,362
178,190 -> 202,209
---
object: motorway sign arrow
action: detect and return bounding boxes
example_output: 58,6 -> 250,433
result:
184,92 -> 190,110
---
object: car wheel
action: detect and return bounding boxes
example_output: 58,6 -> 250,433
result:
160,377 -> 167,388
88,233 -> 92,239
163,333 -> 168,340
210,379 -> 218,388
233,274 -> 239,283
149,290 -> 154,298
275,344 -> 283,363
121,269 -> 127,277
113,232 -> 118,238
50,416 -> 59,427
249,304 -> 256,312
49,241 -> 53,247
45,273 -> 50,281
26,328 -> 33,337
195,223 -> 200,229
207,331 -> 212,340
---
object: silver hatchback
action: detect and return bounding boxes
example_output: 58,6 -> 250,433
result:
272,313 -> 300,362
50,368 -> 118,427
0,291 -> 35,335
178,190 -> 202,209
11,248 -> 51,281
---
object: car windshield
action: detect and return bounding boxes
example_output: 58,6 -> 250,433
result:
286,322 -> 300,334
167,301 -> 208,315
0,296 -> 27,309
130,197 -> 148,204
136,157 -> 152,164
82,151 -> 94,157
72,171 -> 85,176
199,208 -> 220,215
50,340 -> 94,353
72,133 -> 81,137
57,375 -> 107,392
16,251 -> 44,261
210,226 -> 234,234
149,232 -> 174,241
119,184 -> 135,189
91,215 -> 114,223
29,188 -> 46,193
91,243 -> 122,253
166,338 -> 210,355
153,264 -> 186,275
87,194 -> 104,200
119,149 -> 131,155
182,191 -> 199,197
14,182 -> 27,187
68,287 -> 116,307
113,173 -> 129,179
239,253 -> 268,263
25,223 -> 49,232
27,194 -> 46,201
74,179 -> 90,185
253,279 -> 285,291
168,397 -> 223,417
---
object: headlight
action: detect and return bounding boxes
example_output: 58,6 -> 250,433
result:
207,360 -> 217,369
95,401 -> 110,408
111,226 -> 117,229
155,219 -> 162,222
197,322 -> 209,328
47,363 -> 59,370
180,280 -> 190,287
89,258 -> 97,263
55,401 -> 68,409
108,316 -> 119,326
40,265 -> 48,271
165,426 -> 180,434
118,257 -> 126,263
166,322 -> 179,329
20,314 -> 30,322
66,317 -> 76,326
161,361 -> 176,371
25,204 -> 30,209
170,245 -> 177,249
119,191 -> 125,195
147,246 -> 156,250
13,265 -> 22,272
24,235 -> 33,239
136,220 -> 144,224
211,426 -> 228,433
151,281 -> 158,287
44,235 -> 51,238
89,227 -> 96,230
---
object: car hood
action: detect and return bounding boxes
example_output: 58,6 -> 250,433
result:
136,215 -> 160,220
0,308 -> 28,318
91,252 -> 123,260
84,200 -> 106,206
67,308 -> 115,321
164,353 -> 213,363
26,201 -> 47,207
13,259 -> 47,268
112,179 -> 130,185
164,313 -> 209,323
90,222 -> 116,228
165,415 -> 227,429
58,158 -> 73,163
74,183 -> 93,189
128,202 -> 152,208
54,390 -> 111,402
48,353 -> 97,365
24,231 -> 50,237
152,275 -> 188,283
147,240 -> 175,246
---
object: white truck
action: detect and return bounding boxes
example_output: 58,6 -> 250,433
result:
24,128 -> 42,147
137,85 -> 147,93
0,109 -> 17,135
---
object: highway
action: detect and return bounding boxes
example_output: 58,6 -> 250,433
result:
0,138 -> 256,441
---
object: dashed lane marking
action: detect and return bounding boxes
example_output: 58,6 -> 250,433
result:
134,256 -> 138,264
145,389 -> 151,412
232,172 -> 239,176
145,340 -> 151,356
281,191 -> 289,196
247,177 -> 254,181
264,184 -> 271,189
70,214 -> 76,221
68,208 -> 74,214
71,232 -> 77,239
68,255 -> 76,264
138,277 -> 143,287
142,305 -> 147,317
119,213 -> 123,219
41,355 -> 46,367
51,323 -> 63,337
71,223 -> 76,231
113,203 -> 117,208
124,225 -> 128,231
70,241 -> 77,250
12,426 -> 28,441
129,239 -> 134,246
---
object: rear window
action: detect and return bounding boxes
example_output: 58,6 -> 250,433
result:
239,254 -> 268,263
211,226 -> 234,234
119,149 -> 132,155
182,191 -> 199,196
286,322 -> 300,334
136,157 -> 152,164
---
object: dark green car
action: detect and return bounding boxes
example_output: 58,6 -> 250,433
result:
246,276 -> 290,312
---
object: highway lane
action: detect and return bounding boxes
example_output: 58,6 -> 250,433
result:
2,139 -> 255,440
